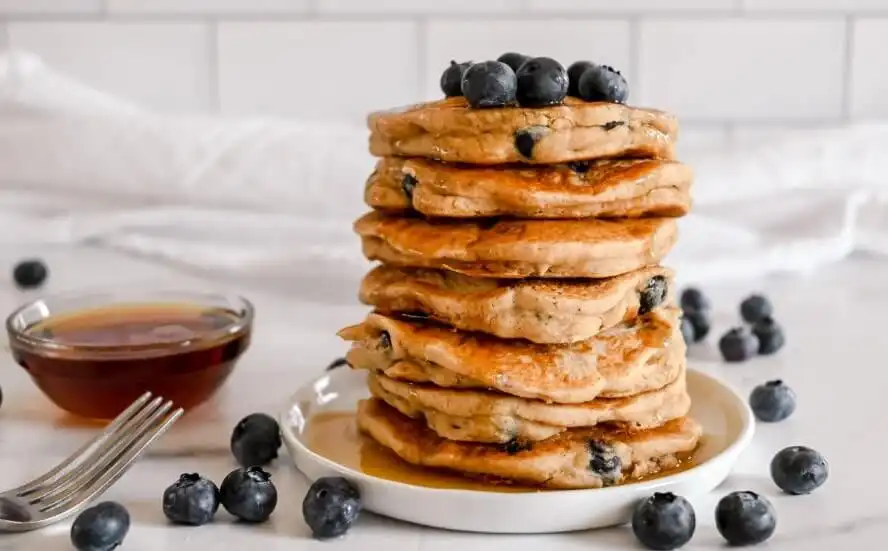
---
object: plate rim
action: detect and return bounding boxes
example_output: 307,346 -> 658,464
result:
280,366 -> 755,499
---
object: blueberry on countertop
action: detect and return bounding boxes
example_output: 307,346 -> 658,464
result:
715,491 -> 777,546
680,316 -> 696,346
515,56 -> 568,107
683,310 -> 711,343
440,60 -> 472,97
461,61 -> 517,109
303,477 -> 363,539
231,413 -> 282,467
632,492 -> 696,550
752,316 -> 785,355
220,466 -> 278,523
13,259 -> 48,289
567,60 -> 596,97
718,327 -> 758,363
577,64 -> 629,104
771,446 -> 829,495
496,52 -> 530,73
679,287 -> 710,313
740,294 -> 773,323
70,501 -> 130,551
162,473 -> 220,526
749,380 -> 796,422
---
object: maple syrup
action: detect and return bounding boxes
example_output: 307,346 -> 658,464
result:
7,299 -> 252,420
305,411 -> 697,492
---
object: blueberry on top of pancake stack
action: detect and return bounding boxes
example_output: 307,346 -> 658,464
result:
340,55 -> 698,490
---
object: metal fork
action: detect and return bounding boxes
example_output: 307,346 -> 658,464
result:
0,392 -> 183,532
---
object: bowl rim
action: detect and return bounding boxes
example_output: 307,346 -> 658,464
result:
5,288 -> 254,359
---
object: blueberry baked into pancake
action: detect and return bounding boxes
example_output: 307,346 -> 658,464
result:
335,54 -> 699,489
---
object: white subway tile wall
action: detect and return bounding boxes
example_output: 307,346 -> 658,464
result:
0,0 -> 886,134
638,19 -> 846,121
7,22 -> 213,112
0,0 -> 101,15
850,19 -> 888,118
108,0 -> 311,15
218,22 -> 418,121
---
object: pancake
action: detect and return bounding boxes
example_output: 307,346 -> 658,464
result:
368,97 -> 678,165
368,368 -> 690,443
355,211 -> 678,279
357,398 -> 701,489
338,308 -> 685,404
365,157 -> 693,219
359,265 -> 673,344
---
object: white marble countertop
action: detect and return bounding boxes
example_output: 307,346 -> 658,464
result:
0,243 -> 882,550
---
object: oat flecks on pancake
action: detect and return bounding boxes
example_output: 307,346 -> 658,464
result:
338,308 -> 685,404
359,265 -> 675,344
354,211 -> 679,279
367,97 -> 679,165
357,398 -> 702,489
367,368 -> 691,443
365,157 -> 693,219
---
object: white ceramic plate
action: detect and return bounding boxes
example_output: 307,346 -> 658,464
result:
280,367 -> 754,534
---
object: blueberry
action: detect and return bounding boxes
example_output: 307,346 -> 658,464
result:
683,310 -> 711,343
740,294 -> 773,323
70,501 -> 130,551
567,60 -> 596,97
680,316 -> 695,346
302,477 -> 362,539
440,60 -> 472,97
162,473 -> 220,526
220,466 -> 278,523
566,160 -> 591,173
326,357 -> 349,371
515,56 -> 568,107
496,52 -> 530,73
718,327 -> 758,363
587,440 -> 621,485
379,330 -> 392,350
770,446 -> 829,495
751,316 -> 785,355
461,61 -> 517,108
577,64 -> 629,104
632,492 -> 696,550
514,126 -> 546,159
749,380 -> 796,422
501,439 -> 533,455
715,491 -> 777,546
679,287 -> 710,313
401,173 -> 417,201
12,259 -> 48,289
231,413 -> 282,467
639,275 -> 668,315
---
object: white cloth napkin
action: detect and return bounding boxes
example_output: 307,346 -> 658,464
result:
1,50 -> 886,286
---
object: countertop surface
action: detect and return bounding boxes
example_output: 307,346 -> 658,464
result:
0,244 -> 882,550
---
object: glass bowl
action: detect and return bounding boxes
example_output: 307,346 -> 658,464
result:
5,289 -> 253,420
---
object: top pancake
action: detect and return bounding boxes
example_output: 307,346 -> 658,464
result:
368,97 -> 678,165
355,211 -> 678,279
365,157 -> 693,219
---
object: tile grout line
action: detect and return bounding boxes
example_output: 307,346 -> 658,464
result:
841,15 -> 855,120
207,21 -> 221,113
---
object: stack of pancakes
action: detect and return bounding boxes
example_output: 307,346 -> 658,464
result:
338,97 -> 700,489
